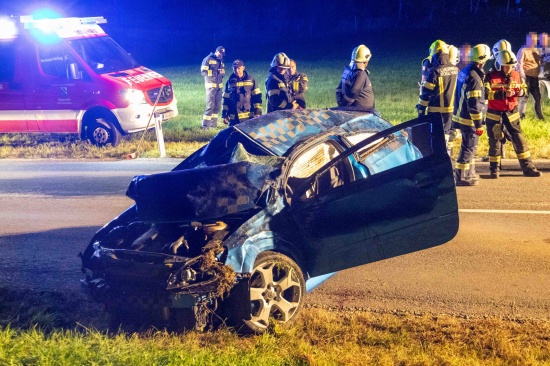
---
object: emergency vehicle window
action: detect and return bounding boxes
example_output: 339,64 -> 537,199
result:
0,43 -> 16,81
69,37 -> 139,74
37,45 -> 78,79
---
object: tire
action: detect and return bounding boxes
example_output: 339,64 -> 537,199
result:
87,119 -> 121,147
241,251 -> 305,333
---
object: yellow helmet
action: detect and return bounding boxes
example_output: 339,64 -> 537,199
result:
351,45 -> 371,63
471,44 -> 492,63
492,39 -> 512,57
448,45 -> 460,65
495,49 -> 518,70
270,52 -> 290,69
429,40 -> 449,55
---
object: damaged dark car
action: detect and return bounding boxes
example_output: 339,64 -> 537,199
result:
80,109 -> 459,333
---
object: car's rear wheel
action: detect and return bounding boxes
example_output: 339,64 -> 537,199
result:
87,119 -> 121,147
242,251 -> 305,333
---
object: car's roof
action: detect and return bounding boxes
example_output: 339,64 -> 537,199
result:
175,109 -> 392,170
235,109 -> 391,156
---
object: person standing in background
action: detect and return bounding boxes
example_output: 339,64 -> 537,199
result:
288,59 -> 308,109
200,46 -> 226,129
517,32 -> 544,120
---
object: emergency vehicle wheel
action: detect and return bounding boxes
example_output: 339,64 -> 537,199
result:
240,251 -> 305,334
87,120 -> 121,147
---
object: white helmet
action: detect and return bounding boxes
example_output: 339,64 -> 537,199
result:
495,49 -> 518,70
471,44 -> 492,63
448,45 -> 460,65
270,52 -> 290,69
492,39 -> 512,57
351,45 -> 371,63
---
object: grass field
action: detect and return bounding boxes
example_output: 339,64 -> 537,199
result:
1,303 -> 550,365
1,59 -> 549,160
1,286 -> 550,365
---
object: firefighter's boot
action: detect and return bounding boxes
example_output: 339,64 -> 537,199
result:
468,162 -> 479,181
455,167 -> 479,186
489,162 -> 499,179
520,159 -> 541,177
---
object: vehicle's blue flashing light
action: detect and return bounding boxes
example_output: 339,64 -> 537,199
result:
26,9 -> 63,45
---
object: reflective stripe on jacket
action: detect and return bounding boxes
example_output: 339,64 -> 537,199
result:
201,53 -> 224,88
265,68 -> 293,113
452,62 -> 486,129
222,71 -> 262,122
289,72 -> 308,108
418,53 -> 458,114
484,69 -> 525,112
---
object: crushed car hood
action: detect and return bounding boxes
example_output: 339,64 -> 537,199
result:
127,160 -> 279,223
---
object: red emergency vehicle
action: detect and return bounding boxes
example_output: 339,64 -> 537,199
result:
0,15 -> 178,146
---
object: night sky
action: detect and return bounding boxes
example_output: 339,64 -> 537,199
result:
2,0 -> 549,67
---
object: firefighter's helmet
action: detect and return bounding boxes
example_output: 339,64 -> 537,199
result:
448,45 -> 460,65
492,39 -> 512,56
471,44 -> 492,63
429,40 -> 449,55
495,50 -> 518,70
351,45 -> 371,63
270,52 -> 290,69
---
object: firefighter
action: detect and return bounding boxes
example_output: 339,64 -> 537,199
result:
489,39 -> 513,74
336,45 -> 374,110
485,50 -> 541,178
419,40 -> 447,94
200,46 -> 225,129
221,59 -> 262,126
266,52 -> 297,113
452,44 -> 491,186
518,32 -> 544,120
417,41 -> 458,157
288,59 -> 309,109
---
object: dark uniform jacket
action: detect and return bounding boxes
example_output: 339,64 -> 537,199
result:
336,65 -> 374,110
484,69 -> 525,123
421,55 -> 434,83
288,72 -> 308,108
222,71 -> 262,125
418,53 -> 458,114
452,62 -> 486,130
201,52 -> 224,89
266,67 -> 293,113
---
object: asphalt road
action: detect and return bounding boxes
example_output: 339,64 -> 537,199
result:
1,158 -> 549,319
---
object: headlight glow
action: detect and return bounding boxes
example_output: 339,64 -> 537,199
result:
124,89 -> 147,104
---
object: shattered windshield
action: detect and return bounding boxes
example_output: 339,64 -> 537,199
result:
68,36 -> 139,74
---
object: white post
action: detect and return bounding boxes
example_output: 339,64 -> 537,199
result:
154,113 -> 166,158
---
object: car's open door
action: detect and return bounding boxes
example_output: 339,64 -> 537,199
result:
286,115 -> 459,277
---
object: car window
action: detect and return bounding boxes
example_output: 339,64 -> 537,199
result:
344,129 -> 423,178
37,44 -> 85,80
287,141 -> 353,199
288,142 -> 340,179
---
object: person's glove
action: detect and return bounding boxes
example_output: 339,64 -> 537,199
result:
475,128 -> 484,136
222,118 -> 229,125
